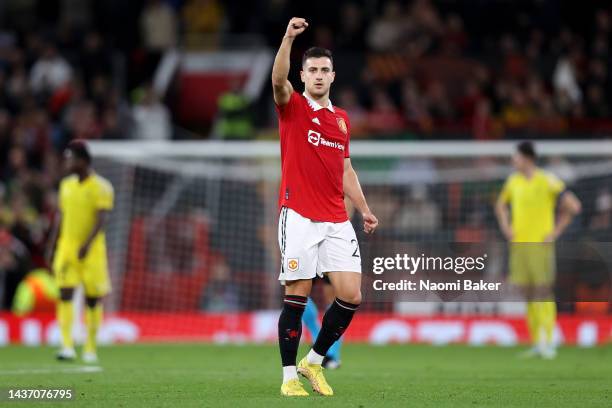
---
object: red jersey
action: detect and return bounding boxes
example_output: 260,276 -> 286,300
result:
276,91 -> 351,222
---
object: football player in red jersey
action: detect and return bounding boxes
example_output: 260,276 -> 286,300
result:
272,17 -> 378,397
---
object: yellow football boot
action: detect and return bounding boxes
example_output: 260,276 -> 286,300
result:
280,379 -> 309,396
297,357 -> 334,396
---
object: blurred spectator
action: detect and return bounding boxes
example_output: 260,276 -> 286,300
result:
595,10 -> 611,35
336,3 -> 366,51
367,1 -> 407,52
401,79 -> 432,133
11,268 -> 58,316
5,190 -> 40,252
500,34 -> 529,80
140,0 -> 178,51
0,227 -> 30,310
132,84 -> 171,140
584,85 -> 609,119
104,87 -> 134,140
8,64 -> 29,109
64,100 -> 102,140
424,80 -> 454,121
182,0 -> 223,48
216,82 -> 253,140
337,87 -> 367,137
101,107 -> 126,140
60,0 -> 93,27
359,186 -> 399,230
1,0 -> 612,141
456,80 -> 482,121
366,88 -> 405,133
4,146 -> 28,185
0,110 -> 12,172
80,32 -> 113,91
200,257 -> 239,312
441,14 -> 468,56
395,185 -> 441,232
313,26 -> 334,51
29,44 -> 73,94
502,87 -> 533,131
531,97 -> 568,134
590,188 -> 612,231
410,0 -> 443,37
472,99 -> 501,140
553,54 -> 582,107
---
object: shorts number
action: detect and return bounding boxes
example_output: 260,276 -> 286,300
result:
351,239 -> 360,258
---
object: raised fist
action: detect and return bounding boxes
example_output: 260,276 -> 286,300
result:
285,17 -> 308,38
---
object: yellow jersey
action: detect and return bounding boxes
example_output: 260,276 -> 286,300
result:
499,169 -> 565,243
56,173 -> 114,261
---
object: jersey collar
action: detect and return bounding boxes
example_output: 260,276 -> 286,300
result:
302,91 -> 335,113
77,171 -> 95,184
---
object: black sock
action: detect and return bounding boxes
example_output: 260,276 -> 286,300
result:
313,298 -> 359,357
278,295 -> 307,367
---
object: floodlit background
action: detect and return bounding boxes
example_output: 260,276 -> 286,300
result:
0,0 -> 611,347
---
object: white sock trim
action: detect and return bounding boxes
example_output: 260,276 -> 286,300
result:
306,349 -> 324,365
283,365 -> 298,382
335,299 -> 358,311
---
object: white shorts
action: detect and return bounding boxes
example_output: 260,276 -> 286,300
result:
278,207 -> 361,284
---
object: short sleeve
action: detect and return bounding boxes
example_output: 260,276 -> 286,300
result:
95,179 -> 114,210
344,115 -> 351,158
546,172 -> 566,198
499,177 -> 513,203
274,91 -> 300,119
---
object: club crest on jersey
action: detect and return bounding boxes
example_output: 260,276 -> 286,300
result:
337,117 -> 348,134
308,130 -> 321,146
287,258 -> 299,272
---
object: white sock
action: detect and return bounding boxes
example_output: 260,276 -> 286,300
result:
282,366 -> 298,383
537,328 -> 547,353
306,349 -> 324,365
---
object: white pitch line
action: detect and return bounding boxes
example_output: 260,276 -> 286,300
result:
0,366 -> 103,375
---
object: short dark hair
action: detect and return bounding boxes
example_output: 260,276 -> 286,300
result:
66,139 -> 92,164
302,47 -> 333,68
517,141 -> 537,161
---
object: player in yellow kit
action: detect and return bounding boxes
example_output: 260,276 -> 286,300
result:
49,140 -> 114,363
496,142 -> 581,359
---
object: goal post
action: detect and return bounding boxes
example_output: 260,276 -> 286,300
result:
89,140 -> 612,320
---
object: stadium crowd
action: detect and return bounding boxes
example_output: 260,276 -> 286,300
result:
1,1 -> 611,310
258,0 -> 612,138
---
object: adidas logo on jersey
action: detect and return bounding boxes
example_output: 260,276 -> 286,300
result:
312,117 -> 321,125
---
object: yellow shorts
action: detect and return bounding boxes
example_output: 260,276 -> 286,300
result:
52,247 -> 111,298
508,243 -> 556,287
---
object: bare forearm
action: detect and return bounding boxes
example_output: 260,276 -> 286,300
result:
344,169 -> 370,214
272,36 -> 294,86
272,18 -> 306,104
553,211 -> 574,238
553,192 -> 581,239
83,223 -> 103,248
495,203 -> 511,230
82,212 -> 107,248
46,213 -> 60,264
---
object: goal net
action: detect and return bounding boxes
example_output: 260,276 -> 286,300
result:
90,140 -> 612,341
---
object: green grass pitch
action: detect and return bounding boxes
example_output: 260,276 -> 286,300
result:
0,343 -> 611,407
